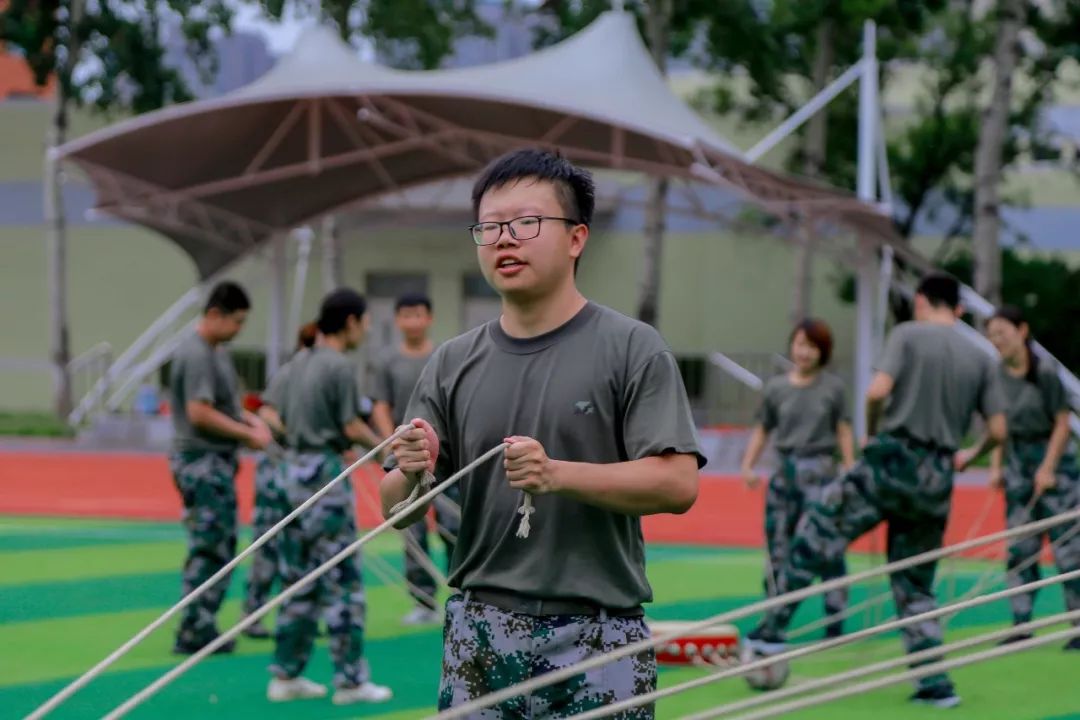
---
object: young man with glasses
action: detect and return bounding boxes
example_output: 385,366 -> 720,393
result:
380,148 -> 704,716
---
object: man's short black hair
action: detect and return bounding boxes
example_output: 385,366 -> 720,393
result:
204,281 -> 250,315
916,272 -> 960,310
471,148 -> 595,228
318,288 -> 367,335
395,292 -> 432,313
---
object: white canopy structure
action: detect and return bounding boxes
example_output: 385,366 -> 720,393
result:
57,11 -> 898,280
58,11 -> 922,430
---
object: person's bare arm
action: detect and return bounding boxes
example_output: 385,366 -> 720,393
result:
739,425 -> 769,488
344,418 -> 384,454
837,420 -> 856,469
188,401 -> 268,448
505,436 -> 698,516
864,371 -> 895,438
257,406 -> 285,436
371,402 -> 396,440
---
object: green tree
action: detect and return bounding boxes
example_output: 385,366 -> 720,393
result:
259,0 -> 493,68
0,0 -> 233,418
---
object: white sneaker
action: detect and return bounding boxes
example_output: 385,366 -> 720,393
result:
332,681 -> 393,705
401,606 -> 441,626
267,676 -> 328,702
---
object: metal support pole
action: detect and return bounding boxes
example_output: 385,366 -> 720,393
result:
266,235 -> 288,381
853,20 -> 878,440
289,227 -> 314,342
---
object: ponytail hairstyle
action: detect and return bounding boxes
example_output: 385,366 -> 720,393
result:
992,305 -> 1038,384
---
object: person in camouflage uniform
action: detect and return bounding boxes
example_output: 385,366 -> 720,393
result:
968,305 -> 1080,650
266,288 -> 392,705
381,150 -> 704,718
167,281 -> 272,655
748,273 -> 1007,709
741,319 -> 855,638
369,292 -> 459,625
242,321 -> 319,639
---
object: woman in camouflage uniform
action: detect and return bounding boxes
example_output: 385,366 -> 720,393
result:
741,319 -> 856,638
977,305 -> 1079,650
242,322 -> 320,638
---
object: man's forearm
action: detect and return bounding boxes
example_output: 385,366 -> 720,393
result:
345,418 -> 384,450
550,455 -> 698,516
379,468 -> 429,528
190,403 -> 251,443
1043,413 -> 1072,471
371,403 -> 396,440
740,426 -> 767,472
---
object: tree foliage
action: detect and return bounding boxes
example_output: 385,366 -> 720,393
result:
259,0 -> 493,69
0,0 -> 232,113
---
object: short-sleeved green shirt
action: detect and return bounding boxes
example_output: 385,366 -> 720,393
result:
169,332 -> 243,454
370,346 -> 434,427
279,346 -> 363,453
756,372 -> 849,456
875,321 -> 1005,451
1000,362 -> 1068,440
385,302 -> 705,609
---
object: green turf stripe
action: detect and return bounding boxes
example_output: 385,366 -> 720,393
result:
0,631 -> 443,720
0,532 -> 415,586
0,584 -> 439,688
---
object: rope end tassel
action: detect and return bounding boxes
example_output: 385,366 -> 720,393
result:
516,494 -> 535,538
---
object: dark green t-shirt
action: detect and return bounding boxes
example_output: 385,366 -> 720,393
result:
169,332 -> 242,454
279,347 -> 363,453
385,302 -> 705,608
756,372 -> 849,456
370,345 -> 434,427
875,321 -> 1005,451
1000,362 -> 1068,440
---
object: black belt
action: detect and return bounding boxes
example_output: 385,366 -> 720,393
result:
463,588 -> 644,618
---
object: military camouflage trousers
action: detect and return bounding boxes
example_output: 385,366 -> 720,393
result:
243,452 -> 288,614
170,450 -> 238,646
765,453 -> 848,626
406,486 -> 461,611
1003,439 -> 1080,626
269,452 -> 369,689
757,433 -> 955,693
439,593 -> 656,718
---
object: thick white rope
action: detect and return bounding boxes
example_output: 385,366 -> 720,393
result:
353,475 -> 450,589
24,426 -> 414,720
99,441 -> 509,720
569,567 -> 1080,720
429,504 -> 1080,720
687,606 -> 1080,720
728,624 -> 1080,720
942,518 -> 1080,630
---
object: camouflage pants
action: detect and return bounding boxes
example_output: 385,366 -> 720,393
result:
765,454 -> 848,625
170,450 -> 238,646
270,452 -> 369,688
406,487 -> 461,610
758,434 -> 955,693
439,594 -> 656,718
243,452 -> 288,615
1003,439 -> 1080,626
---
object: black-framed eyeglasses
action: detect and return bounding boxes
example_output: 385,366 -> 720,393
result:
467,215 -> 581,246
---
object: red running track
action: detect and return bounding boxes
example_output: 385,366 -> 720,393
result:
0,451 -> 1018,559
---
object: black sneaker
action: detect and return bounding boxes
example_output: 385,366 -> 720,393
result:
1064,637 -> 1080,652
172,636 -> 237,656
910,686 -> 961,709
997,631 -> 1034,646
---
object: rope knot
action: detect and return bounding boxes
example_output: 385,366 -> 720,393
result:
389,471 -> 437,516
